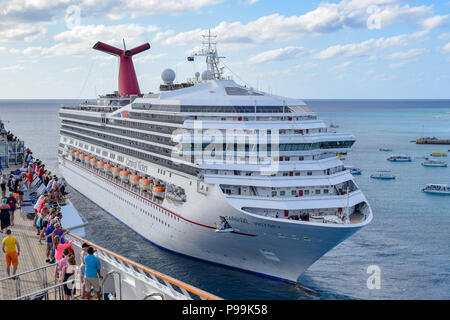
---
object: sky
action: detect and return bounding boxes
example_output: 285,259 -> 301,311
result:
0,0 -> 449,99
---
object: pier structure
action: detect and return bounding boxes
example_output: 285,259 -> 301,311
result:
416,137 -> 450,145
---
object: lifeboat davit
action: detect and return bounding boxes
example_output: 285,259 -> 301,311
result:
152,184 -> 166,198
138,178 -> 152,190
103,163 -> 112,172
120,170 -> 131,181
97,160 -> 106,170
129,174 -> 141,186
112,167 -> 121,177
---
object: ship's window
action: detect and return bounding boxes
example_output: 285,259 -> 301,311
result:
280,191 -> 286,196
291,190 -> 297,196
307,171 -> 312,176
315,190 -> 321,195
272,191 -> 277,197
283,172 -> 288,177
324,189 -> 329,194
295,172 -> 300,176
304,190 -> 310,195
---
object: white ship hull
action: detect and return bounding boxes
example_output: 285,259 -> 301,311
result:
59,156 -> 370,283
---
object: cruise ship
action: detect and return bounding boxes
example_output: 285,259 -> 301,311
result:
58,35 -> 373,283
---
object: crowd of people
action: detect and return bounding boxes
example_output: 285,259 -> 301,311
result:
0,145 -> 103,300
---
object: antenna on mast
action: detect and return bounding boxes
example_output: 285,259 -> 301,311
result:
192,29 -> 226,80
123,39 -> 127,51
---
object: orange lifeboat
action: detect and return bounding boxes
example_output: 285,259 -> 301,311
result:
103,163 -> 112,172
112,167 -> 122,177
69,149 -> 76,155
97,160 -> 106,169
138,178 -> 152,190
79,153 -> 86,161
120,170 -> 131,181
90,157 -> 98,165
152,184 -> 166,198
74,151 -> 80,159
85,155 -> 92,162
129,173 -> 142,186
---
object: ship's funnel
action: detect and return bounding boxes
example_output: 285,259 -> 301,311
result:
93,41 -> 151,97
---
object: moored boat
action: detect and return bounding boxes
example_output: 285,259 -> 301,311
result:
371,171 -> 396,180
387,155 -> 412,162
422,159 -> 447,167
430,152 -> 448,157
422,184 -> 450,195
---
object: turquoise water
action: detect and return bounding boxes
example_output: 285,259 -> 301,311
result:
0,99 -> 449,299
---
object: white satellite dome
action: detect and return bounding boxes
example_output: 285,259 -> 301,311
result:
201,70 -> 214,81
161,68 -> 176,84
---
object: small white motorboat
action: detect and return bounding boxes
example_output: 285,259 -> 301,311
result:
422,159 -> 447,167
371,171 -> 396,180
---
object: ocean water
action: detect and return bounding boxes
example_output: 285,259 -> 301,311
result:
0,99 -> 449,300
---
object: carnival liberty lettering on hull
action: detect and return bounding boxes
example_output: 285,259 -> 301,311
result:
58,35 -> 373,283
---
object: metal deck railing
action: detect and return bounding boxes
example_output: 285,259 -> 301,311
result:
68,234 -> 222,300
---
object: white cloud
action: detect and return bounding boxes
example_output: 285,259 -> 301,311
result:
0,64 -> 24,72
389,60 -> 416,69
386,48 -> 428,60
163,0 -> 439,49
134,53 -> 167,63
315,30 -> 428,59
329,61 -> 352,73
23,24 -> 158,57
420,15 -> 448,30
0,23 -> 46,42
443,42 -> 450,54
438,32 -> 450,41
152,30 -> 175,43
63,67 -> 83,73
248,46 -> 305,64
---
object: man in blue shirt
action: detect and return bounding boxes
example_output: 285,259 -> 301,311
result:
83,246 -> 103,300
45,220 -> 56,263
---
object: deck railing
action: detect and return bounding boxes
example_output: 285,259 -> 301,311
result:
67,233 -> 222,300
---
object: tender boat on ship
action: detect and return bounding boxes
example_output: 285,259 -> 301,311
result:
422,159 -> 448,167
387,155 -> 412,162
422,184 -> 450,195
371,171 -> 396,180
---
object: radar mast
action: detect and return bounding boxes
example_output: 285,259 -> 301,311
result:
193,30 -> 225,80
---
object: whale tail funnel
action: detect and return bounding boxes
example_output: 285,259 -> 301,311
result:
93,41 -> 151,97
